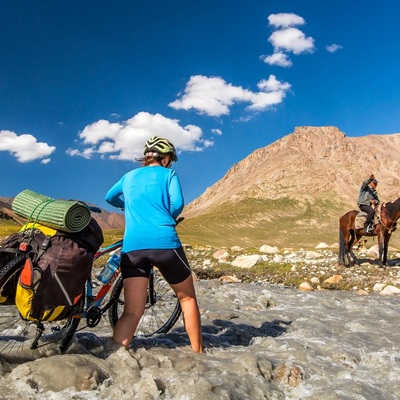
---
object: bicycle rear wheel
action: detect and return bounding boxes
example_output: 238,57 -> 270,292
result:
108,268 -> 181,337
0,256 -> 82,355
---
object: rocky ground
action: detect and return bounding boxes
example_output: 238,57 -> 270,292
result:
184,241 -> 400,296
2,230 -> 400,296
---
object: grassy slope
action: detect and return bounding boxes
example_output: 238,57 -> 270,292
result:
3,198 -> 400,250
0,221 -> 20,238
177,196 -> 400,250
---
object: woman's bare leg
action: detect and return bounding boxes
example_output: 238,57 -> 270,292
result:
171,274 -> 203,353
112,277 -> 149,349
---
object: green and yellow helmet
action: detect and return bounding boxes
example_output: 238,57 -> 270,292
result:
143,136 -> 178,162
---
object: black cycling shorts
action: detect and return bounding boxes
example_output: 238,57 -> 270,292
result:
120,247 -> 192,285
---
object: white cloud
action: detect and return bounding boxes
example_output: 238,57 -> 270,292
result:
169,75 -> 290,117
211,128 -> 222,135
169,76 -> 245,117
66,147 -> 96,159
268,13 -> 305,28
262,13 -> 315,69
269,27 -> 315,55
79,119 -> 122,145
249,75 -> 291,110
67,112 -> 204,161
0,130 -> 56,163
261,51 -> 293,67
257,75 -> 290,92
326,43 -> 343,53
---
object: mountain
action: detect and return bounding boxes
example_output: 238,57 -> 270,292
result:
178,126 -> 400,248
3,126 -> 399,249
90,207 -> 125,231
0,197 -> 125,231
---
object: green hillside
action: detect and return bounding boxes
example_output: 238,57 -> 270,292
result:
0,220 -> 20,238
3,198 -> 400,251
178,196 -> 400,250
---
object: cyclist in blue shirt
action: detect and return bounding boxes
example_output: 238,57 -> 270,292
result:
105,136 -> 203,353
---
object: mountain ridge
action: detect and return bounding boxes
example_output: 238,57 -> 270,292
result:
183,126 -> 400,216
179,126 -> 400,248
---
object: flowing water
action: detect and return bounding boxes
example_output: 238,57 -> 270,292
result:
0,280 -> 399,399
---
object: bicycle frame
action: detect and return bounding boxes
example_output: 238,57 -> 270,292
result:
82,240 -> 123,321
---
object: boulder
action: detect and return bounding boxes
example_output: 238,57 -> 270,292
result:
380,285 -> 400,295
298,282 -> 313,291
231,255 -> 262,268
259,245 -> 279,255
305,251 -> 322,259
324,275 -> 343,284
372,283 -> 386,292
212,249 -> 230,261
230,246 -> 244,252
219,275 -> 241,283
368,245 -> 379,259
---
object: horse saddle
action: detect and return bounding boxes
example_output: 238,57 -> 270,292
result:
355,205 -> 381,230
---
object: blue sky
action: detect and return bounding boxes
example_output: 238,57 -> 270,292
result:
1,0 -> 399,211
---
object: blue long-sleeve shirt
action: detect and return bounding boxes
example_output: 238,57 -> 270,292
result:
105,166 -> 184,252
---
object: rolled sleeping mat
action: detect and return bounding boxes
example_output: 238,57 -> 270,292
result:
12,189 -> 91,233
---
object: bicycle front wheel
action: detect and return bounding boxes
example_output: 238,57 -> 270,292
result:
108,268 -> 181,337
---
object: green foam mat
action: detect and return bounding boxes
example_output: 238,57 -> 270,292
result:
12,189 -> 91,233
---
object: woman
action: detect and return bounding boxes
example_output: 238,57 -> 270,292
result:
105,136 -> 203,353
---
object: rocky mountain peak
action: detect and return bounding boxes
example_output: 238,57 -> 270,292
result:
183,126 -> 400,218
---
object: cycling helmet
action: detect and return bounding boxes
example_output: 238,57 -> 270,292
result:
143,136 -> 178,162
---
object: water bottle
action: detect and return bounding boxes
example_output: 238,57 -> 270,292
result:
97,253 -> 120,283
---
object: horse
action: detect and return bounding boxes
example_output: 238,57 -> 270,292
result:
339,198 -> 400,267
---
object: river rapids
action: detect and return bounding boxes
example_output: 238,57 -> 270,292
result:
0,279 -> 399,399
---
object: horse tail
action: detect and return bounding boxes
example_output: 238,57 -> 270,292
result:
338,223 -> 346,265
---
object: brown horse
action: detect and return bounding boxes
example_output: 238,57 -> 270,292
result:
339,198 -> 400,267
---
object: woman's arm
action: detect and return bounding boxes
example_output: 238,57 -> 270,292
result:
105,178 -> 125,209
168,171 -> 184,219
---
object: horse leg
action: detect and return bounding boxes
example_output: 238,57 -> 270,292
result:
339,225 -> 351,267
341,231 -> 353,267
382,234 -> 391,266
347,230 -> 360,266
376,234 -> 386,267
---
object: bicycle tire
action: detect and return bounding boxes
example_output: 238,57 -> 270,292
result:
108,269 -> 181,337
58,312 -> 81,353
0,256 -> 82,355
0,255 -> 30,354
0,253 -> 26,304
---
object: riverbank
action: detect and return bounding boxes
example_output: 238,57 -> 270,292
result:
185,243 -> 400,295
2,231 -> 400,294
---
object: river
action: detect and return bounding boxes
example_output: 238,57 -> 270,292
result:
0,279 -> 399,399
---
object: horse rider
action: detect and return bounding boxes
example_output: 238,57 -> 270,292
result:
357,174 -> 380,233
